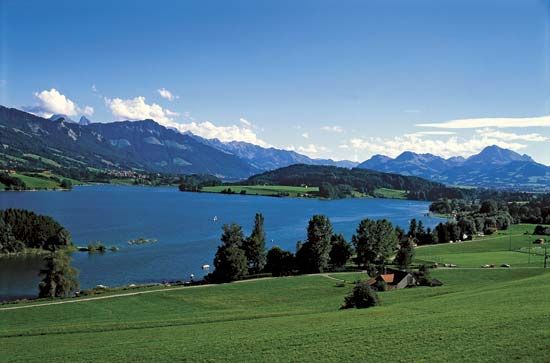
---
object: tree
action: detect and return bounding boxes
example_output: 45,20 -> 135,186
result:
265,246 -> 295,276
220,223 -> 245,248
297,215 -> 333,273
394,237 -> 415,269
242,213 -> 267,273
38,252 -> 79,298
60,179 -> 72,190
480,200 -> 498,214
212,244 -> 248,282
352,219 -> 398,268
340,281 -> 379,309
408,218 -> 418,238
212,224 -> 248,282
329,234 -> 353,268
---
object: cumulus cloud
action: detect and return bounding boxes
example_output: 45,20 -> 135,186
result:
24,88 -> 94,118
82,106 -> 94,117
105,96 -> 179,124
177,121 -> 269,147
33,88 -> 78,116
157,87 -> 176,101
417,115 -> 550,129
321,125 -> 344,133
301,132 -> 309,139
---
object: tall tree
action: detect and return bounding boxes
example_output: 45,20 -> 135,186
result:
329,234 -> 353,268
394,237 -> 415,269
353,219 -> 398,268
297,215 -> 333,273
38,252 -> 79,298
212,223 -> 248,282
242,213 -> 267,273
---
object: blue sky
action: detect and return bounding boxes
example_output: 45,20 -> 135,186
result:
1,0 -> 550,163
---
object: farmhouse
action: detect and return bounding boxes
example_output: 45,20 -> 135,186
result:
367,269 -> 417,290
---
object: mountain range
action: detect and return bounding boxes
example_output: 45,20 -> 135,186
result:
0,105 -> 355,180
2,105 -> 549,189
358,146 -> 550,189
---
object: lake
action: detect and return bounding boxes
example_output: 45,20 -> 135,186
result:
0,185 -> 443,300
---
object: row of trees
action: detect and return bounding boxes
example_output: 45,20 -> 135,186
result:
211,214 -> 410,282
0,209 -> 73,254
431,195 -> 550,226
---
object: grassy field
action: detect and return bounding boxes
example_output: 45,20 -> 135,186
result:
2,224 -> 550,362
1,269 -> 549,362
7,172 -> 82,190
373,187 -> 408,199
201,185 -> 320,197
416,224 -> 549,268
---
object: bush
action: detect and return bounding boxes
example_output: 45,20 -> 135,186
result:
375,279 -> 388,291
340,281 -> 380,309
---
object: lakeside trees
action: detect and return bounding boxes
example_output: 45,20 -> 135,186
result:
38,251 -> 79,298
242,213 -> 267,273
296,215 -> 334,273
0,209 -> 73,254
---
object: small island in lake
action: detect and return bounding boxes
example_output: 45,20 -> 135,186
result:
128,237 -> 158,245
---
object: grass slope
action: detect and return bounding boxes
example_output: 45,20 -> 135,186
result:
1,269 -> 550,362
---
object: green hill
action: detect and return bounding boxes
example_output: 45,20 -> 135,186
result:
243,164 -> 469,200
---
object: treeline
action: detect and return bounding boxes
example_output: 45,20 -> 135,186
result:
178,174 -> 222,192
0,209 -> 73,254
241,164 -> 467,201
431,194 -> 550,225
208,213 -> 417,283
0,172 -> 27,190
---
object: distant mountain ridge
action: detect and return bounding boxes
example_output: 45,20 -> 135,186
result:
358,145 -> 550,189
190,135 -> 358,171
0,105 -> 355,179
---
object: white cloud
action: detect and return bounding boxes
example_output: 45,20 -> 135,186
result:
239,118 -> 252,127
105,96 -> 179,124
33,88 -> 78,117
321,125 -> 344,133
301,132 -> 309,139
177,121 -> 269,147
405,131 -> 456,137
91,84 -> 98,93
347,134 -> 529,159
157,87 -> 176,101
82,106 -> 94,117
475,128 -> 549,142
297,143 -> 329,156
417,115 -> 550,129
105,96 -> 267,146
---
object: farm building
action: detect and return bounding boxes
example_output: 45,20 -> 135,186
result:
534,239 -> 545,245
367,269 -> 417,290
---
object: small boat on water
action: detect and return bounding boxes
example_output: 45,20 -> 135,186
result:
213,216 -> 218,222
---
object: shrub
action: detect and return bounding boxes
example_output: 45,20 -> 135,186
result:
340,281 -> 380,309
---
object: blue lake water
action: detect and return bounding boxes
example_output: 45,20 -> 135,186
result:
0,185 -> 443,300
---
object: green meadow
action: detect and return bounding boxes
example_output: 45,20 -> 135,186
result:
201,184 -> 319,197
1,224 -> 549,362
